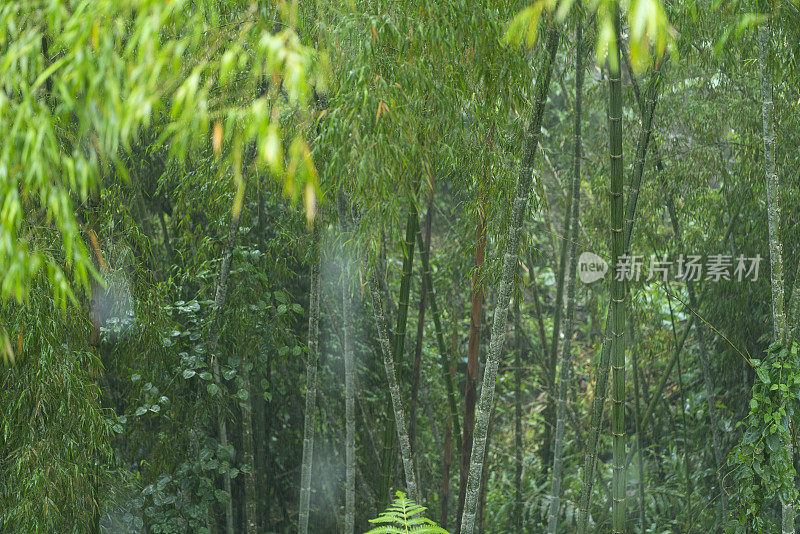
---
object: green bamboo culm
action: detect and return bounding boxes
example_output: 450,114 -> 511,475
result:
546,8 -> 583,532
457,20 -> 560,534
415,226 -> 461,451
576,29 -> 665,534
206,204 -> 243,534
607,9 -> 627,533
758,17 -> 795,534
514,286 -> 523,533
380,176 -> 421,502
368,267 -> 419,503
631,322 -> 647,532
343,269 -> 356,534
298,223 -> 321,534
339,195 -> 356,534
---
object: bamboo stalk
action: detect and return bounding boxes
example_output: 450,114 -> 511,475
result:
607,12 -> 626,531
298,225 -> 321,534
758,19 -> 795,533
547,12 -> 583,531
576,36 -> 665,534
367,268 -> 419,502
457,21 -> 560,534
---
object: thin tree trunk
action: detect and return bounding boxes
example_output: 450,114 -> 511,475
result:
442,315 -> 459,530
758,19 -> 794,533
159,211 -> 174,267
442,406 -> 453,528
318,382 -> 378,513
410,190 -> 434,454
367,269 -> 419,502
787,262 -> 800,343
208,209 -> 242,534
665,194 -> 728,516
514,288 -> 523,533
343,268 -> 356,534
298,224 -> 321,534
666,295 -> 693,528
624,319 -> 693,469
607,13 -> 626,532
379,230 -> 398,326
477,412 -> 495,534
543,156 -> 573,476
355,375 -> 383,471
576,42 -> 664,534
242,360 -> 258,534
457,22 -> 560,534
526,255 -> 550,359
622,44 -> 731,518
394,178 -> 422,370
546,13 -> 583,532
380,177 -> 421,502
338,195 -> 357,534
456,188 -> 487,534
631,322 -> 646,534
417,222 -> 462,449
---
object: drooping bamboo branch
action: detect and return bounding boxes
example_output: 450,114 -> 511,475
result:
547,12 -> 583,532
457,21 -> 560,534
298,224 -> 321,534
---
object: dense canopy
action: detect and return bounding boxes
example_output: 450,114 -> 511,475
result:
3,0 -> 800,533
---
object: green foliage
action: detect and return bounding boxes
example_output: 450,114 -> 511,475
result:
0,292 -> 114,532
506,0 -> 674,71
0,0 -> 321,312
365,491 -> 449,534
729,342 -> 799,531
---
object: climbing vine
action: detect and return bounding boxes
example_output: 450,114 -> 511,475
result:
729,342 -> 799,531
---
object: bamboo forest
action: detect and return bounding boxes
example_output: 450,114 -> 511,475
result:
7,0 -> 800,532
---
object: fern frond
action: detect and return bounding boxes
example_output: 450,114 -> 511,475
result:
364,491 -> 450,534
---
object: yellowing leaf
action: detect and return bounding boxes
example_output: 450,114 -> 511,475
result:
92,20 -> 99,50
260,123 -> 283,176
212,121 -> 223,156
304,182 -> 317,225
